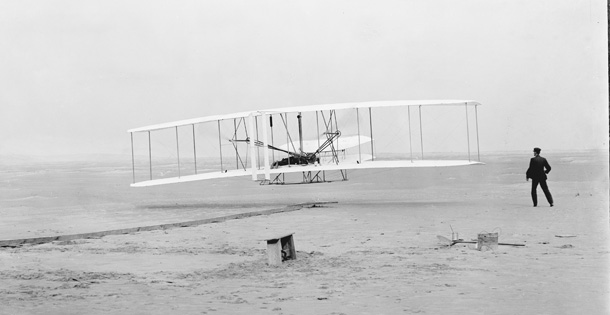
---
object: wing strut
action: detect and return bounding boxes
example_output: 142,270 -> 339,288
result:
408,106 -> 413,162
297,112 -> 303,154
465,104 -> 471,162
255,116 -> 261,170
234,118 -> 239,170
262,112 -> 271,180
356,108 -> 362,163
175,126 -> 180,177
192,124 -> 197,174
333,111 -> 340,151
247,114 -> 258,180
217,120 -> 224,172
475,105 -> 481,162
369,107 -> 374,161
419,105 -> 424,160
148,131 -> 152,180
315,111 -> 321,152
284,112 -> 289,162
270,115 -> 275,163
130,132 -> 135,183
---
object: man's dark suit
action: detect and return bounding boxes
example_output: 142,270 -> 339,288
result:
526,155 -> 554,206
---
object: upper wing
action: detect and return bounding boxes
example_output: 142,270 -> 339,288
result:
259,100 -> 481,115
128,100 -> 480,133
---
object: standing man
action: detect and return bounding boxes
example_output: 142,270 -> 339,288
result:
526,147 -> 554,207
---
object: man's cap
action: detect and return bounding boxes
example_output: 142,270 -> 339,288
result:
533,147 -> 541,153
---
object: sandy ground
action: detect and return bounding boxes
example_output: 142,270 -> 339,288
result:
0,151 -> 608,314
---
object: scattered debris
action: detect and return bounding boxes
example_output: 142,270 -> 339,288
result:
437,227 -> 524,248
477,233 -> 499,251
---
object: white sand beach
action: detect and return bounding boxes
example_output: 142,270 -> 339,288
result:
0,151 -> 608,314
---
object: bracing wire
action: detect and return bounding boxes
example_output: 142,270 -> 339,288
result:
279,113 -> 300,155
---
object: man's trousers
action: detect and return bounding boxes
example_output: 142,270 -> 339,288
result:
531,179 -> 553,206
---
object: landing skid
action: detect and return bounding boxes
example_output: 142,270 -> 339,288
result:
259,170 -> 348,185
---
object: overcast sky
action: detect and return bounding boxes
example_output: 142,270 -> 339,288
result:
0,0 -> 607,158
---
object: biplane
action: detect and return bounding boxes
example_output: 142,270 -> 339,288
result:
128,100 -> 483,187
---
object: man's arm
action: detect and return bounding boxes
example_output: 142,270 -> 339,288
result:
526,158 -> 534,180
544,159 -> 551,174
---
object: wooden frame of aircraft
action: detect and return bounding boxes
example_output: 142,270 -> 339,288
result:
127,100 -> 483,187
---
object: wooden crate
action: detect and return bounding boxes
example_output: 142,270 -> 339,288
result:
264,233 -> 296,265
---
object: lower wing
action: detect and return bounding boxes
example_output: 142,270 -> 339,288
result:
131,159 -> 483,187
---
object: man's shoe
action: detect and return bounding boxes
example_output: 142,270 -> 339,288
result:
550,204 -> 554,207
